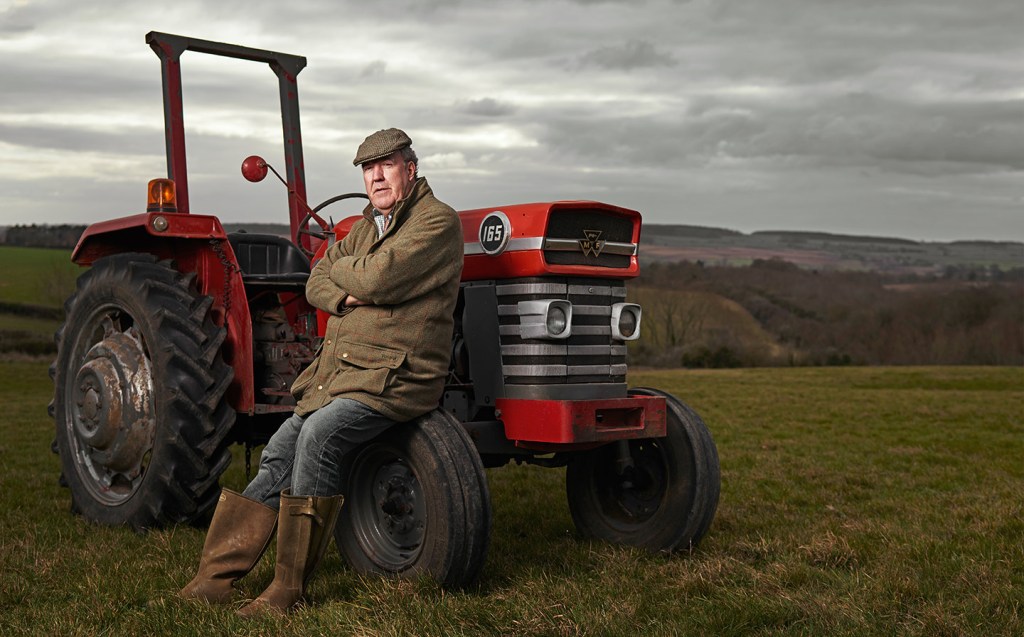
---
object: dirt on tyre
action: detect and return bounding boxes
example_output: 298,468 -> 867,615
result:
50,253 -> 235,530
565,387 -> 720,553
334,409 -> 492,589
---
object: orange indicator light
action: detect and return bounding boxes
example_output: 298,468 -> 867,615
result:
147,179 -> 177,213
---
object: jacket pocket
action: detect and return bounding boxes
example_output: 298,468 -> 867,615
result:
290,357 -> 319,399
328,339 -> 406,397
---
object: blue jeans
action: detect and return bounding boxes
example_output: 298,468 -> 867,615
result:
242,398 -> 396,507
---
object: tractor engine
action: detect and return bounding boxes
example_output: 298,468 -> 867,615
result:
251,305 -> 316,409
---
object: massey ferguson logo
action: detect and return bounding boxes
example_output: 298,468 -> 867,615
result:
579,230 -> 605,257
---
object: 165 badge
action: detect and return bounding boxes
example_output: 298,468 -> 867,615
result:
479,211 -> 511,255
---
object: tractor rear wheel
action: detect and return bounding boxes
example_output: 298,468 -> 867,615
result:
334,409 -> 491,588
50,253 -> 235,530
565,388 -> 719,552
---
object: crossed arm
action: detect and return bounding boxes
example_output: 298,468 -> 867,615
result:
305,208 -> 463,314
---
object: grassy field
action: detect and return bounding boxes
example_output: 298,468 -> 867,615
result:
0,246 -> 80,308
0,247 -> 80,354
2,362 -> 1021,636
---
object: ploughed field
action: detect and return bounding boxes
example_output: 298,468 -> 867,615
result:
2,361 -> 1020,636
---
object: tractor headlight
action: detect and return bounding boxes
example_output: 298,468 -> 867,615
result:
546,305 -> 568,335
611,303 -> 642,341
518,300 -> 572,340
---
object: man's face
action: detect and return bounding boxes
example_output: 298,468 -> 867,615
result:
362,151 -> 416,215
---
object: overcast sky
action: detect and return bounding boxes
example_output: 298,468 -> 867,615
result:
2,0 -> 1022,242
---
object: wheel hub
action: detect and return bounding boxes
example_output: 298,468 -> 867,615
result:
374,465 -> 424,543
69,329 -> 155,502
602,440 -> 667,524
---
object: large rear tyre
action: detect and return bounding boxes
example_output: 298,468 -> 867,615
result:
334,409 -> 492,588
50,254 -> 235,530
566,388 -> 719,552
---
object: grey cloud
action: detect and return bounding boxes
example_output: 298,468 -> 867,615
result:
359,61 -> 387,78
533,88 -> 1024,177
0,1 -> 44,35
0,63 -> 155,112
0,122 -> 158,155
456,98 -> 517,118
575,40 -> 677,70
3,0 -> 1022,241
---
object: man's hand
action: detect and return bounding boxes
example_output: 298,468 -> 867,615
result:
344,294 -> 369,307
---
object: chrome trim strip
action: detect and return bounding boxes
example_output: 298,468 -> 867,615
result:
465,236 -> 545,256
543,238 -> 637,256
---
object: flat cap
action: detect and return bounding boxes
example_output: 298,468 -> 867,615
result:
353,128 -> 412,166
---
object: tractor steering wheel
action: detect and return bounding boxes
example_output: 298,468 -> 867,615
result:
296,192 -> 370,258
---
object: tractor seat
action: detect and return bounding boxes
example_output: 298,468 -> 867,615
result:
227,233 -> 310,289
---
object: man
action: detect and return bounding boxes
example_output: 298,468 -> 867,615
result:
179,128 -> 464,615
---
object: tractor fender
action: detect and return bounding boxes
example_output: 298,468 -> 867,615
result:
71,212 -> 255,414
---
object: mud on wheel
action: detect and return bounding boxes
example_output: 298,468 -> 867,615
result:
334,409 -> 491,589
50,253 -> 235,530
566,388 -> 720,553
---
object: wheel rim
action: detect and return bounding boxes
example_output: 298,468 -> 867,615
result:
64,305 -> 155,506
348,444 -> 427,571
593,439 -> 668,527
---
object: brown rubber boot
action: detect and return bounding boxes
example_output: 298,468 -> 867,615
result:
237,490 -> 343,617
178,489 -> 278,604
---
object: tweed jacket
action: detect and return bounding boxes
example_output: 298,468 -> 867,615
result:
291,177 -> 464,422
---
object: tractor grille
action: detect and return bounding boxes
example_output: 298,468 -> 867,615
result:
496,277 -> 628,387
543,209 -> 635,268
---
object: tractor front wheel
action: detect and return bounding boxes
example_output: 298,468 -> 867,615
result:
50,254 -> 235,529
565,388 -> 720,552
334,409 -> 491,588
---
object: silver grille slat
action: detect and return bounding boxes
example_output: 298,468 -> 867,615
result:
569,325 -> 612,336
503,364 -> 629,377
503,364 -> 566,376
496,283 -> 567,296
495,277 -> 629,385
569,345 -> 627,356
501,324 -> 612,337
501,344 -> 625,356
502,344 -> 567,356
567,284 -> 627,298
544,238 -> 637,256
571,305 -> 612,317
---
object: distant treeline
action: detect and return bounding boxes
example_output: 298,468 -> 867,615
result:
3,225 -> 86,249
0,223 -> 294,250
631,259 -> 1024,368
751,230 -> 920,246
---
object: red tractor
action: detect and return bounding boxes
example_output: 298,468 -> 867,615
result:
51,32 -> 719,588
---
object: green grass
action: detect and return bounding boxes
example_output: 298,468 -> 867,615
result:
0,246 -> 77,352
3,362 -> 1022,636
0,314 -> 61,333
0,245 -> 80,308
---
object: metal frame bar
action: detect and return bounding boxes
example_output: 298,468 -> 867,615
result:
145,31 -> 308,246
